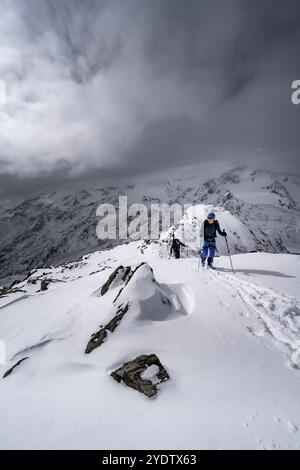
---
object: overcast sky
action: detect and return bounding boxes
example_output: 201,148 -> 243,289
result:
0,0 -> 300,197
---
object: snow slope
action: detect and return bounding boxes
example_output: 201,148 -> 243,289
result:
0,242 -> 300,450
1,166 -> 300,286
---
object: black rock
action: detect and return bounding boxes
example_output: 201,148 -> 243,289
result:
111,354 -> 170,398
40,279 -> 50,291
85,302 -> 130,354
101,265 -> 128,296
3,357 -> 29,378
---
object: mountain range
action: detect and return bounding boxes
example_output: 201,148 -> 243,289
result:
1,166 -> 299,286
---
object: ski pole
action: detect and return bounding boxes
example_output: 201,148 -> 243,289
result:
224,235 -> 234,272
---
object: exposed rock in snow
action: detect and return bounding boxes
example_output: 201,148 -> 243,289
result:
113,262 -> 187,322
3,357 -> 29,378
100,265 -> 132,296
86,260 -> 182,354
40,280 -> 50,291
263,180 -> 297,210
111,354 -> 170,397
85,302 -> 130,354
113,262 -> 147,303
0,286 -> 26,298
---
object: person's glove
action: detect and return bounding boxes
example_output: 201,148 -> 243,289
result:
222,230 -> 227,236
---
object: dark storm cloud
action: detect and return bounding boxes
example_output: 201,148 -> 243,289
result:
0,0 -> 300,196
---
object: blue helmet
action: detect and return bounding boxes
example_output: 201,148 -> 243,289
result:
207,211 -> 216,219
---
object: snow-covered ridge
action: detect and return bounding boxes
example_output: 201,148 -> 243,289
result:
1,166 -> 300,286
1,241 -> 300,449
160,204 -> 256,255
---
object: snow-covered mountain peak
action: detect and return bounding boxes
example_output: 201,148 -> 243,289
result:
1,165 -> 300,286
160,203 -> 256,255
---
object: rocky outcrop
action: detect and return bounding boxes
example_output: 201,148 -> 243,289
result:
113,262 -> 146,303
86,261 -> 168,354
86,264 -> 150,354
0,286 -> 26,298
263,180 -> 297,210
40,279 -> 50,291
111,354 -> 170,397
85,302 -> 130,354
85,329 -> 107,354
100,265 -> 132,296
3,357 -> 29,378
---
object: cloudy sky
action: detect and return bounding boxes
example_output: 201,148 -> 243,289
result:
0,0 -> 299,196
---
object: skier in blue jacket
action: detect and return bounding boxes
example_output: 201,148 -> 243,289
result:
200,212 -> 227,268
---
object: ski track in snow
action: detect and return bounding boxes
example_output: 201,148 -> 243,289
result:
207,268 -> 300,368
